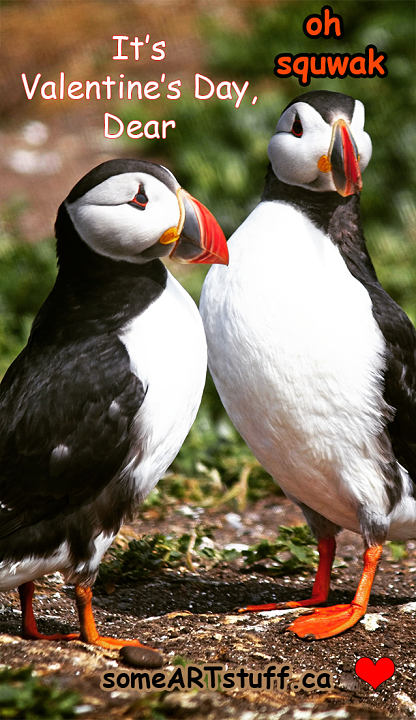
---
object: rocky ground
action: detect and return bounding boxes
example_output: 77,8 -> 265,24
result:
1,497 -> 416,720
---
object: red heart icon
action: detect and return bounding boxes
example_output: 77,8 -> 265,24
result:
355,657 -> 395,690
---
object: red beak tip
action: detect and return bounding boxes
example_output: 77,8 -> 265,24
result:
175,191 -> 228,266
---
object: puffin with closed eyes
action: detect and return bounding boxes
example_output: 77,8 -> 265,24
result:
200,90 -> 416,639
0,158 -> 228,660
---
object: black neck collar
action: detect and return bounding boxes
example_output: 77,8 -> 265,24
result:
261,164 -> 378,283
28,204 -> 168,342
262,164 -> 358,233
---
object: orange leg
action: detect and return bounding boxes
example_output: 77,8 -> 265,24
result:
288,544 -> 383,639
239,536 -> 336,613
18,581 -> 162,662
19,582 -> 79,641
75,585 -> 160,652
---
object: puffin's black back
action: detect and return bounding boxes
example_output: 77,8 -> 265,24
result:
0,205 -> 167,569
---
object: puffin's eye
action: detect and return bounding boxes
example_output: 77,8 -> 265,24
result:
291,114 -> 303,138
129,184 -> 148,210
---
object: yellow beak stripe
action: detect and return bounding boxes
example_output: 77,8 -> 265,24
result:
159,188 -> 186,245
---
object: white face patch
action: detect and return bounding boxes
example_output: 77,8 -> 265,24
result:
268,100 -> 372,192
66,172 -> 180,263
350,100 -> 372,174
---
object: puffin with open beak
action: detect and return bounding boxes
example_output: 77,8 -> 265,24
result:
200,90 -> 416,639
0,159 -> 228,661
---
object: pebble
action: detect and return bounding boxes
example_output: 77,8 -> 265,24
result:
395,691 -> 416,717
360,613 -> 387,631
399,601 -> 416,614
225,512 -> 243,530
74,704 -> 94,716
339,672 -> 362,693
119,645 -> 164,668
224,542 -> 250,552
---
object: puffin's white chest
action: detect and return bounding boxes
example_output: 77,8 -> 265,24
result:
119,271 -> 207,499
201,201 -> 389,531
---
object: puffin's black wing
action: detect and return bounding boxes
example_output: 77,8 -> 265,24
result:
0,332 -> 144,560
328,200 -> 416,484
368,283 -> 416,482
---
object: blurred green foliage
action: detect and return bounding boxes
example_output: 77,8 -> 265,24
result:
386,539 -> 407,562
0,202 -> 56,377
0,666 -> 80,719
168,402 -> 276,499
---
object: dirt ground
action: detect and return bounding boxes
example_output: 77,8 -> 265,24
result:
1,496 -> 416,720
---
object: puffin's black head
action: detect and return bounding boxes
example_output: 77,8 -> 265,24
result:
267,90 -> 372,197
57,159 -> 228,266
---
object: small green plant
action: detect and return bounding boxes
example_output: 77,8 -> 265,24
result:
97,528 -> 239,590
97,524 -> 327,592
242,525 -> 318,575
114,692 -> 169,720
171,655 -> 193,668
386,540 -> 408,563
0,666 -> 80,719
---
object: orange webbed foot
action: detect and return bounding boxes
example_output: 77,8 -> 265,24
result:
287,602 -> 365,639
89,635 -> 158,651
22,629 -> 80,641
287,544 -> 383,639
238,595 -> 328,613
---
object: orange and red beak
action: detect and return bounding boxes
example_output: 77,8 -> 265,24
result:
160,189 -> 228,266
329,119 -> 362,197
